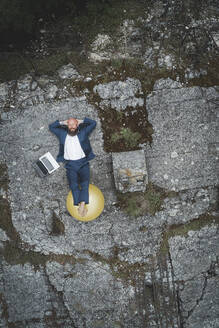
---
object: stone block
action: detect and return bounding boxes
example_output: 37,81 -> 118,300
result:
112,150 -> 148,192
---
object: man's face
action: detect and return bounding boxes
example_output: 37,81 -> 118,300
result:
67,118 -> 78,136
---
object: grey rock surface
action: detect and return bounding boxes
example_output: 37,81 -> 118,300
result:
2,263 -> 51,322
0,261 -> 76,327
152,186 -> 218,227
1,0 -> 218,325
0,228 -> 9,242
169,224 -> 219,328
93,78 -> 144,111
184,277 -> 219,328
169,224 -> 219,281
57,63 -> 81,80
46,260 -> 134,327
112,150 -> 148,192
144,78 -> 219,191
0,71 -> 218,328
89,34 -> 113,62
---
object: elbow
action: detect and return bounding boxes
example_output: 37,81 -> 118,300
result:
91,118 -> 97,127
48,123 -> 53,131
48,120 -> 59,131
84,117 -> 97,127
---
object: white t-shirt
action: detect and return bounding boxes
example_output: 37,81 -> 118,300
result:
64,134 -> 85,160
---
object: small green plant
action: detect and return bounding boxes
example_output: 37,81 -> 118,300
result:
121,128 -> 141,147
111,132 -> 121,144
111,127 -> 141,148
145,188 -> 163,215
111,58 -> 124,70
116,111 -> 124,122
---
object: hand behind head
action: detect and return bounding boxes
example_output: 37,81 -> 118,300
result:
67,118 -> 78,131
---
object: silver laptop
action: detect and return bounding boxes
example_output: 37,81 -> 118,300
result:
33,152 -> 60,177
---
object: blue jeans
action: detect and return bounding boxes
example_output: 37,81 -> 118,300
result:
65,158 -> 90,206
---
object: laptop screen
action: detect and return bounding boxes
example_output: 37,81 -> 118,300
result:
40,156 -> 55,172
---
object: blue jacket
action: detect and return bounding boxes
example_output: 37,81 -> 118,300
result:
49,117 -> 96,163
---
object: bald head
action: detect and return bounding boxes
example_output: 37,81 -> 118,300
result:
67,117 -> 78,136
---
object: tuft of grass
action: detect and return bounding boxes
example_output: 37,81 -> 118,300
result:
111,58 -> 124,70
126,198 -> 142,217
116,111 -> 124,122
111,131 -> 122,144
111,127 -> 141,148
145,187 -> 163,215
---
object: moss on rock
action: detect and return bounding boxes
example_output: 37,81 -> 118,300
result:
50,212 -> 65,236
159,212 -> 219,255
116,182 -> 178,217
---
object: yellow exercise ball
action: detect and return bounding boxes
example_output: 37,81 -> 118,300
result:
66,184 -> 104,222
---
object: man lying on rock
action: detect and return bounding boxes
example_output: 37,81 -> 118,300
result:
49,117 -> 96,217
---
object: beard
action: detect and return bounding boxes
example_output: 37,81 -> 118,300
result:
67,127 -> 78,136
